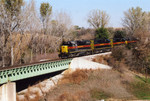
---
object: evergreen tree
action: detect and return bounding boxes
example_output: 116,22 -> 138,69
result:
95,27 -> 109,39
114,30 -> 126,39
40,3 -> 52,34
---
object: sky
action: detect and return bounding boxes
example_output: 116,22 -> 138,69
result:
25,0 -> 150,28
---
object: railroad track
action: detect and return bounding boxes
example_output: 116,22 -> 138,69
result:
0,58 -> 63,71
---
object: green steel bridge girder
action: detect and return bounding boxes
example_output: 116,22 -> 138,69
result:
0,59 -> 72,85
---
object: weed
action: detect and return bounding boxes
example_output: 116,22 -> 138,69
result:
92,55 -> 108,65
135,75 -> 150,84
59,69 -> 88,84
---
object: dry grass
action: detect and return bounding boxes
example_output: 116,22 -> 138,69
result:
54,92 -> 79,101
17,86 -> 41,101
88,70 -> 134,99
54,90 -> 91,101
92,55 -> 109,65
58,69 -> 89,84
43,68 -> 135,101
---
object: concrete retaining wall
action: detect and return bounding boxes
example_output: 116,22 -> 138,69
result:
0,82 -> 16,101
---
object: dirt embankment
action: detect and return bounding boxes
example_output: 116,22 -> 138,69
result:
44,69 -> 135,101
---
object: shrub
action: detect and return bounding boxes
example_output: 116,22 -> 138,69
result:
59,69 -> 88,84
111,46 -> 125,61
113,30 -> 126,39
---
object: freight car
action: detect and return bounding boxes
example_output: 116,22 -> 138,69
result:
58,38 -> 136,58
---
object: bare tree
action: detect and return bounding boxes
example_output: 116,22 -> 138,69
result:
87,9 -> 110,29
0,0 -> 24,66
46,11 -> 73,51
122,6 -> 150,40
0,4 -> 10,67
19,0 -> 42,63
19,0 -> 42,34
52,11 -> 72,37
122,7 -> 150,81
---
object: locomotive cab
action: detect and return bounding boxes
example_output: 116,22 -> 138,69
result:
59,41 -> 70,58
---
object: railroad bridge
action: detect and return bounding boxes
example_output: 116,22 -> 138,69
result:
0,59 -> 72,85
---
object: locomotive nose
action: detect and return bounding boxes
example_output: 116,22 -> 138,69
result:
61,45 -> 68,53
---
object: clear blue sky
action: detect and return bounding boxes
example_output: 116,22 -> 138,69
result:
25,0 -> 150,28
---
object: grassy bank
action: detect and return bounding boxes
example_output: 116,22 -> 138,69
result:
129,75 -> 150,100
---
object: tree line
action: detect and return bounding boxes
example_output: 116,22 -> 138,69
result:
0,0 -> 150,68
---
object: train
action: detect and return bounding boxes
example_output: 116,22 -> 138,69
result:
58,38 -> 136,58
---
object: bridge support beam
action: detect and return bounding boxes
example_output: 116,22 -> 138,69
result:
0,82 -> 16,101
